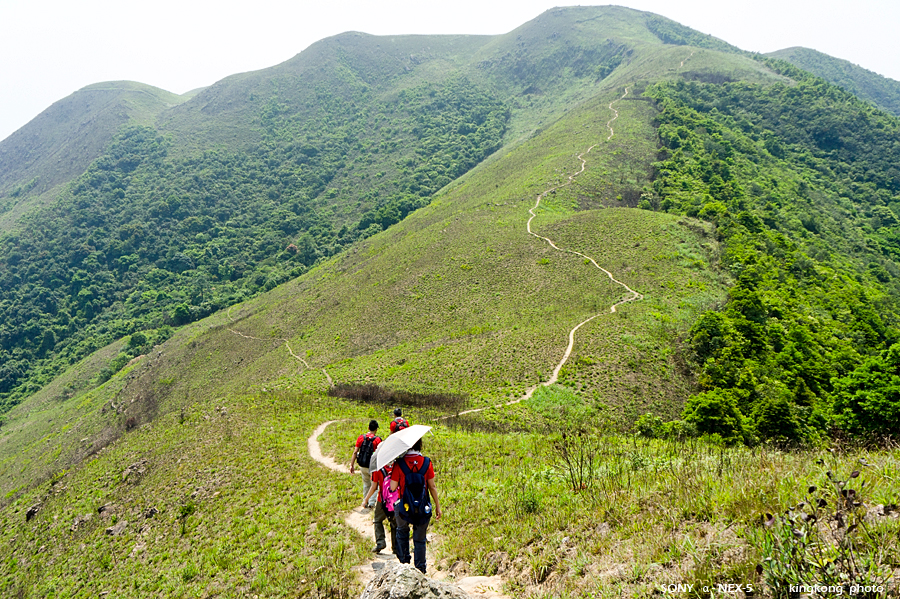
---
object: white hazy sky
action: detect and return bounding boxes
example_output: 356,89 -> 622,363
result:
1,0 -> 898,142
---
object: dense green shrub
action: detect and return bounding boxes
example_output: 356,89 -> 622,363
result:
635,412 -> 664,438
682,389 -> 748,444
832,343 -> 900,437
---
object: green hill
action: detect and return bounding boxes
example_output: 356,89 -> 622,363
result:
767,46 -> 900,116
1,7 -> 900,596
0,82 -> 188,230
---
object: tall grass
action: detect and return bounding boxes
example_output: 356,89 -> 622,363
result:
424,416 -> 900,597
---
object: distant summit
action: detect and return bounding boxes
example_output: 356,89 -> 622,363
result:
768,46 -> 900,116
0,82 -> 186,200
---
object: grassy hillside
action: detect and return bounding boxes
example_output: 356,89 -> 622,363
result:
2,389 -> 897,597
768,47 -> 900,117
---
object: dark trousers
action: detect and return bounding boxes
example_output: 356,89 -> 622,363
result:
394,511 -> 430,573
373,501 -> 397,554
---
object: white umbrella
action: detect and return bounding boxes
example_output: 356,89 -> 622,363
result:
371,424 -> 432,472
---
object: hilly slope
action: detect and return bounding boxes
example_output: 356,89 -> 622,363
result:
768,46 -> 900,116
0,75 -> 728,501
0,82 -> 188,229
0,6 -> 775,412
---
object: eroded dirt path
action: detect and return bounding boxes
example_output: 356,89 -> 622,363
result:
525,90 -> 643,389
226,88 -> 638,421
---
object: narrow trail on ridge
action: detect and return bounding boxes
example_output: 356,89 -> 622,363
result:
445,87 -> 642,419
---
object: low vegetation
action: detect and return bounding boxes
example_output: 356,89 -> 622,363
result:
5,387 -> 896,597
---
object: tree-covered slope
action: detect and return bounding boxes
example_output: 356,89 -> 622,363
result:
0,76 -> 509,410
767,46 -> 900,117
646,58 -> 900,441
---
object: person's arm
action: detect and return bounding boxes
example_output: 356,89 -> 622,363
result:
349,446 -> 358,474
426,478 -> 441,519
390,466 -> 401,492
362,478 -> 377,507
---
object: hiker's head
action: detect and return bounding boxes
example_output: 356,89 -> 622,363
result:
412,438 -> 422,452
368,420 -> 379,432
393,408 -> 402,417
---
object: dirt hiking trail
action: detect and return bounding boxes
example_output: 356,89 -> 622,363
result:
445,87 -> 642,419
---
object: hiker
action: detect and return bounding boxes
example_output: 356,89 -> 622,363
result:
362,461 -> 399,556
389,408 -> 409,434
390,438 -> 441,573
349,420 -> 381,508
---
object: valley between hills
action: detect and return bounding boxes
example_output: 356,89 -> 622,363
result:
1,5 -> 899,598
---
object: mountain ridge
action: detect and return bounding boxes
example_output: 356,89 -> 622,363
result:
0,81 -> 186,198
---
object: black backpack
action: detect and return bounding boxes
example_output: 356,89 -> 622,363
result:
356,434 -> 379,468
394,417 -> 409,432
396,457 -> 432,524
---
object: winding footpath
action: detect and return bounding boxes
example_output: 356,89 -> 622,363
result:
447,87 -> 642,417
524,87 -> 643,389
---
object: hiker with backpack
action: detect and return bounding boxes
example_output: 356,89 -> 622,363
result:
389,408 -> 409,435
390,437 -> 441,573
362,460 -> 400,556
349,420 -> 381,509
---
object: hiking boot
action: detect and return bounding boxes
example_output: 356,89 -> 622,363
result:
373,544 -> 386,553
